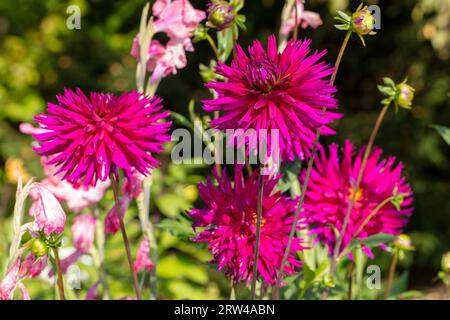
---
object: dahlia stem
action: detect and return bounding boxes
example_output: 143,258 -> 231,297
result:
93,210 -> 110,299
328,105 -> 389,277
110,175 -> 142,300
275,30 -> 352,292
230,281 -> 236,300
384,250 -> 398,299
250,164 -> 265,299
347,259 -> 354,300
293,0 -> 299,42
206,34 -> 220,61
52,247 -> 65,300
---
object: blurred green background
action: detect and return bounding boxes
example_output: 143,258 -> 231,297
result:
0,0 -> 449,299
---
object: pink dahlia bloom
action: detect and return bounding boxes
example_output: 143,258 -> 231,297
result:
204,36 -> 340,161
72,214 -> 96,253
33,89 -> 171,186
302,141 -> 413,258
281,0 -> 323,36
189,166 -> 306,284
134,237 -> 154,273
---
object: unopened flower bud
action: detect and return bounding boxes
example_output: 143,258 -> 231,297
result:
206,1 -> 235,31
393,234 -> 413,251
352,5 -> 376,36
442,252 -> 450,273
395,83 -> 415,109
30,238 -> 48,257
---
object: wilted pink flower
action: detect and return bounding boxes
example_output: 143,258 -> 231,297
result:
152,0 -> 205,39
105,196 -> 131,235
189,166 -> 306,284
204,36 -> 339,161
19,254 -> 48,278
33,89 -> 171,186
29,183 -> 66,235
303,141 -> 413,258
134,237 -> 154,273
72,214 -> 96,253
281,0 -> 323,36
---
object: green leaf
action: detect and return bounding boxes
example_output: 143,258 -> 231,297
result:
360,233 -> 396,247
171,111 -> 194,130
217,27 -> 235,62
382,77 -> 396,87
158,218 -> 195,239
336,10 -> 351,21
431,125 -> 450,146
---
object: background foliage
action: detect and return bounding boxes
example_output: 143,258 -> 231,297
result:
0,0 -> 449,299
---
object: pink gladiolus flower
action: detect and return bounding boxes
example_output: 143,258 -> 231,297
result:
72,214 -> 96,253
302,141 -> 413,258
203,35 -> 340,161
134,237 -> 154,273
29,183 -> 66,235
19,254 -> 48,278
33,89 -> 171,186
189,166 -> 306,284
281,0 -> 323,36
152,0 -> 205,39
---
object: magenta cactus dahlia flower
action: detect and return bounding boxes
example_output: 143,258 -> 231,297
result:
302,140 -> 413,258
33,89 -> 171,186
189,166 -> 306,284
203,35 -> 340,161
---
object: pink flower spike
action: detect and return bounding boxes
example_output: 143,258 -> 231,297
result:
29,183 -> 66,235
72,214 -> 97,253
134,237 -> 154,273
152,0 -> 205,39
281,0 -> 323,36
303,140 -> 414,257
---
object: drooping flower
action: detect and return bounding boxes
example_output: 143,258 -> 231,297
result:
302,141 -> 413,258
189,166 -> 306,284
33,89 -> 171,186
281,0 -> 323,36
29,183 -> 66,235
351,5 -> 376,36
134,237 -> 154,273
203,35 -> 340,161
104,196 -> 131,235
72,214 -> 96,253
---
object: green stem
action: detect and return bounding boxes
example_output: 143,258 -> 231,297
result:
93,210 -> 110,299
110,175 -> 142,300
348,259 -> 354,300
250,164 -> 265,299
275,30 -> 352,292
384,250 -> 398,299
52,247 -> 65,300
206,34 -> 220,61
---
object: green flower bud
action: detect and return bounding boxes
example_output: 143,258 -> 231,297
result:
442,252 -> 450,273
30,238 -> 48,257
351,5 -> 376,36
206,1 -> 235,31
395,83 -> 415,110
393,234 -> 414,251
